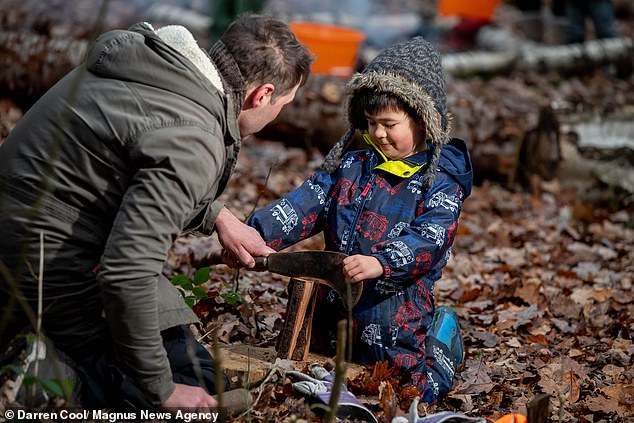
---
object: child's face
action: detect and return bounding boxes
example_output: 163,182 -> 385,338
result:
365,109 -> 425,160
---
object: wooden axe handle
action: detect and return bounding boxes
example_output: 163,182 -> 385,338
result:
252,256 -> 268,271
204,252 -> 267,270
205,250 -> 361,308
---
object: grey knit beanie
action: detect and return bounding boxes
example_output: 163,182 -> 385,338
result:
321,36 -> 450,189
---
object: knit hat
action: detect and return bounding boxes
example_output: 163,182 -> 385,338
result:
321,36 -> 450,189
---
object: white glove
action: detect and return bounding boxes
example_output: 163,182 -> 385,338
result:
392,397 -> 487,423
286,363 -> 378,423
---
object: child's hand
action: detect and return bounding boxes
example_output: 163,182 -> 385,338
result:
343,255 -> 384,283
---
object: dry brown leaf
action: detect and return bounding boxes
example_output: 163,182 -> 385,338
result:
470,330 -> 498,348
378,381 -> 398,420
585,395 -> 620,415
525,334 -> 549,346
398,385 -> 420,412
513,278 -> 542,305
456,359 -> 495,395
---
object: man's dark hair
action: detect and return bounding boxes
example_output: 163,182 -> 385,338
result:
221,13 -> 313,101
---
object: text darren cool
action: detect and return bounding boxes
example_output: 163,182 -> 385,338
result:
11,409 -> 220,422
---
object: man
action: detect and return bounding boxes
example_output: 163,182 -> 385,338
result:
564,0 -> 619,44
0,14 -> 312,410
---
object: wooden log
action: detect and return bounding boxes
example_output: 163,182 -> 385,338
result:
527,393 -> 550,423
0,31 -> 88,99
442,38 -> 634,77
442,50 -> 517,76
518,37 -> 634,74
218,344 -> 277,387
443,29 -> 634,77
275,277 -> 317,361
218,344 -> 365,389
513,106 -> 562,191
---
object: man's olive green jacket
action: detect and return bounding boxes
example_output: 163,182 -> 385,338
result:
0,23 -> 244,404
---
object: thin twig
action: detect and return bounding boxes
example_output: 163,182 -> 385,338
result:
211,329 -> 225,414
232,268 -> 241,292
246,163 -> 276,221
31,232 -> 44,403
232,163 -> 277,293
196,324 -> 217,344
235,365 -> 280,421
324,320 -> 348,423
345,278 -> 353,364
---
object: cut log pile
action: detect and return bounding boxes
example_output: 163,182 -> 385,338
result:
444,27 -> 633,77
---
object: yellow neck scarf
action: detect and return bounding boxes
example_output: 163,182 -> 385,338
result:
362,133 -> 426,178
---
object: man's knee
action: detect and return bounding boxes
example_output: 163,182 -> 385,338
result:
162,325 -> 228,394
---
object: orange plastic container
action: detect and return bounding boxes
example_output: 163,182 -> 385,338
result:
438,0 -> 501,20
493,414 -> 528,423
289,22 -> 366,78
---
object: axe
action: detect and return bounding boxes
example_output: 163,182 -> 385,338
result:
209,250 -> 363,308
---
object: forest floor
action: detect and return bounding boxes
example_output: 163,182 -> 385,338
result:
165,137 -> 633,423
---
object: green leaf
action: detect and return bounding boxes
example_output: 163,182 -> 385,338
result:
193,267 -> 210,286
171,274 -> 190,287
40,378 -> 68,397
192,287 -> 208,299
18,376 -> 72,398
182,282 -> 194,291
55,378 -> 74,396
23,375 -> 38,385
221,291 -> 243,306
0,364 -> 25,375
185,297 -> 196,308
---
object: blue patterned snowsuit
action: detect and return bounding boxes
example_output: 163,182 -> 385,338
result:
249,138 -> 472,400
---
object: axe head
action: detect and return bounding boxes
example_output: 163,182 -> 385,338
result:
260,251 -> 363,308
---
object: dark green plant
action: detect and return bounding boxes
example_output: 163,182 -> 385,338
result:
23,375 -> 74,399
220,290 -> 243,306
0,334 -> 74,401
171,267 -> 210,308
0,363 -> 72,398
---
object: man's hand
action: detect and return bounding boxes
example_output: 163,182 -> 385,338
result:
161,383 -> 217,411
343,255 -> 383,283
215,207 -> 275,268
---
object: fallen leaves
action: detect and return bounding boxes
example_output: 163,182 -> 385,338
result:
440,178 -> 633,421
177,160 -> 632,421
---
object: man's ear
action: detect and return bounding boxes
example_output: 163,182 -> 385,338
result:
244,83 -> 275,109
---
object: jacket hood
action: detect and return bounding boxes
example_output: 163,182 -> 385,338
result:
321,37 -> 451,190
438,138 -> 473,198
84,22 -> 226,119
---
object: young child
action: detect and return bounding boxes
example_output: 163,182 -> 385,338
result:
248,37 -> 473,403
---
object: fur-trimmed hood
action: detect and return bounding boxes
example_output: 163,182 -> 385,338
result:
322,37 -> 450,189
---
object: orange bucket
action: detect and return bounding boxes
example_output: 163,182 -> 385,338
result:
493,414 -> 528,423
438,0 -> 501,20
289,22 -> 366,78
